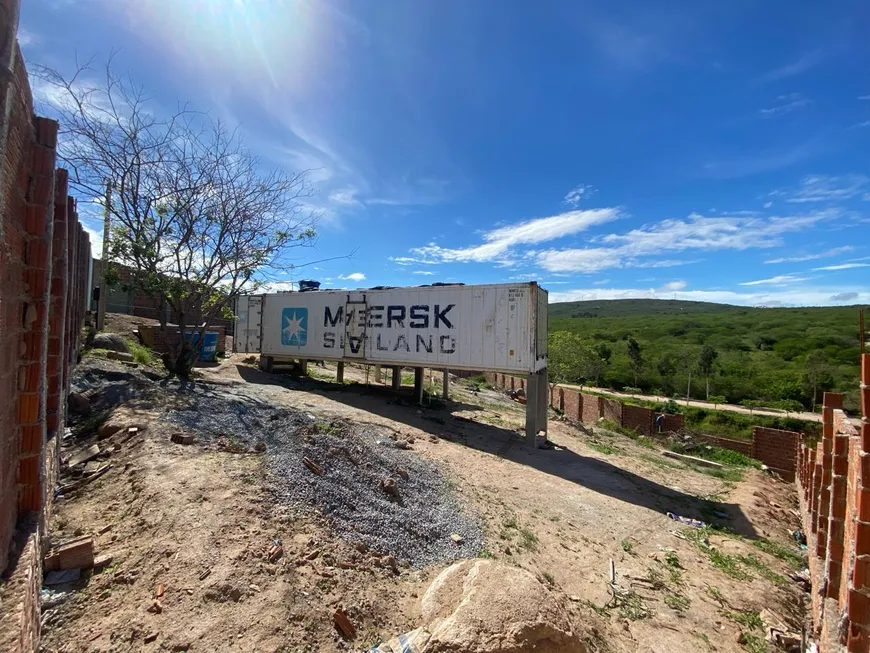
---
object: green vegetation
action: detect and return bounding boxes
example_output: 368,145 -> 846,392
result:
664,592 -> 690,612
126,339 -> 158,366
548,299 -> 864,413
621,539 -> 636,555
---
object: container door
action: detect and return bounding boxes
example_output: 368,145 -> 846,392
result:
344,296 -> 367,358
234,295 -> 262,354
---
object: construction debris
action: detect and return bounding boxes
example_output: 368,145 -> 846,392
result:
303,457 -> 324,475
68,444 -> 100,467
170,433 -> 195,445
44,569 -> 81,586
45,536 -> 94,571
333,608 -> 356,639
379,477 -> 398,496
163,393 -> 483,566
661,450 -> 724,468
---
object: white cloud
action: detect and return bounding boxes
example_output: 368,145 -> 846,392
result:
763,201 -> 773,208
563,184 -> 597,208
813,263 -> 870,271
412,270 -> 435,276
390,256 -> 438,266
782,174 -> 869,203
859,96 -> 870,101
765,246 -> 855,264
537,210 -> 832,273
328,187 -> 361,206
549,285 -> 870,307
339,272 -> 366,282
592,278 -> 611,285
760,50 -> 824,82
83,224 -> 102,259
407,208 -> 620,265
853,121 -> 870,129
661,280 -> 687,291
760,93 -> 811,117
739,274 -> 809,286
18,28 -> 36,46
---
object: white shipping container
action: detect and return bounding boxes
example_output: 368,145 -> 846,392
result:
234,282 -> 548,374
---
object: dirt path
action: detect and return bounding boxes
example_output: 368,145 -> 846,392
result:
42,355 -> 809,652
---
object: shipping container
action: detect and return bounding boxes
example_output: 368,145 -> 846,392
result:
234,282 -> 548,374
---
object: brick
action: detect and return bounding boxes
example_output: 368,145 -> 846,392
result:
849,623 -> 870,653
24,204 -> 47,235
44,536 -> 94,571
855,556 -> 870,589
849,589 -> 870,625
17,393 -> 39,423
824,392 -> 845,410
835,455 -> 850,477
857,522 -> 870,557
34,117 -> 59,148
859,490 -> 870,524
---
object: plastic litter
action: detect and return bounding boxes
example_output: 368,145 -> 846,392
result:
667,512 -> 706,528
369,627 -> 432,653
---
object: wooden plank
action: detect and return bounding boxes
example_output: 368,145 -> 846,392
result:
69,444 -> 100,467
661,450 -> 724,468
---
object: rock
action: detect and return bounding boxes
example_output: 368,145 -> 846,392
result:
92,333 -> 130,353
94,554 -> 114,569
450,533 -> 463,544
203,583 -> 243,603
397,469 -> 410,480
394,440 -> 410,450
144,633 -> 158,644
379,478 -> 398,496
106,351 -> 135,362
380,555 -> 397,570
68,391 -> 91,416
147,600 -> 163,614
420,560 -> 585,653
333,608 -> 356,639
306,549 -> 321,561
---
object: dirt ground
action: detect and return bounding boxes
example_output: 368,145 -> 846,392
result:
41,355 -> 808,653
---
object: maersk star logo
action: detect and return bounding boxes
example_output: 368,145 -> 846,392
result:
281,308 -> 308,346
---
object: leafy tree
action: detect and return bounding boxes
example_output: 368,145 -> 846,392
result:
697,345 -> 719,400
802,350 -> 833,412
548,331 -> 592,385
626,337 -> 643,386
677,348 -> 697,403
35,58 -> 317,376
708,395 -> 726,409
592,343 -> 612,385
656,352 -> 678,395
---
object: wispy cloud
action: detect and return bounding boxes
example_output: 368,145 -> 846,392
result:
702,140 -> 817,179
760,50 -> 824,82
760,93 -> 811,118
813,262 -> 870,271
405,208 -> 621,266
852,121 -> 870,129
338,272 -> 366,282
739,274 -> 809,286
563,184 -> 596,208
859,96 -> 870,101
778,174 -> 869,203
537,210 -> 833,273
412,270 -> 435,276
765,245 -> 854,264
549,286 -> 869,307
18,27 -> 37,46
592,278 -> 611,285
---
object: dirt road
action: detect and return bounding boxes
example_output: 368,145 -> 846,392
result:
560,382 -> 827,423
42,354 -> 808,652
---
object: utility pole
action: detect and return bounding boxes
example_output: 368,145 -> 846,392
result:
96,180 -> 112,331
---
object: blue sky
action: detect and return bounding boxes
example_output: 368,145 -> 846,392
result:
20,0 -> 870,306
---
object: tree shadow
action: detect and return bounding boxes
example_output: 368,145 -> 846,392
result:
234,364 -> 759,538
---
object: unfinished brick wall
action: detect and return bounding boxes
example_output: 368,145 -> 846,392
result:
694,434 -> 753,457
582,393 -> 602,423
562,389 -> 581,423
655,413 -> 684,433
601,397 -> 623,424
0,4 -> 92,649
622,404 -> 654,435
753,426 -> 801,481
796,367 -> 870,653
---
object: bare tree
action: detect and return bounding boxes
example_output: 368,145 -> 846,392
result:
33,57 -> 317,375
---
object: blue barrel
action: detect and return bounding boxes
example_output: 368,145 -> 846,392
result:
185,331 -> 219,362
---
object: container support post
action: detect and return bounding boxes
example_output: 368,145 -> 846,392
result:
336,362 -> 345,383
442,369 -> 449,400
414,367 -> 425,404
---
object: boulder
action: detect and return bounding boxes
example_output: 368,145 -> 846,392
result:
420,560 -> 585,653
92,333 -> 130,353
106,351 -> 134,362
67,391 -> 91,416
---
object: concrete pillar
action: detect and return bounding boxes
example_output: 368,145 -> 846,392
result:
374,364 -> 382,383
537,368 -> 549,435
414,367 -> 425,404
442,369 -> 449,400
336,362 -> 345,383
391,366 -> 401,390
526,372 -> 538,447
299,359 -> 308,375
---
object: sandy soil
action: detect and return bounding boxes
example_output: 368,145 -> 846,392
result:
41,355 -> 808,652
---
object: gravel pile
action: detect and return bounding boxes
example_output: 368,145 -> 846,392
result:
163,387 -> 483,567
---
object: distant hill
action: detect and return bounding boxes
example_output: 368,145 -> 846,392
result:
548,299 -> 739,319
547,298 -> 867,413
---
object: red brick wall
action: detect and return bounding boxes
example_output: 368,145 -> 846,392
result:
581,393 -> 601,423
0,7 -> 92,650
621,404 -> 654,435
601,397 -> 623,424
796,371 -> 870,653
654,413 -> 684,433
752,426 -> 801,481
562,389 -> 581,423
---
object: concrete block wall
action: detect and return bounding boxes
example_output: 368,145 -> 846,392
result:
0,5 -> 92,649
796,364 -> 870,653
